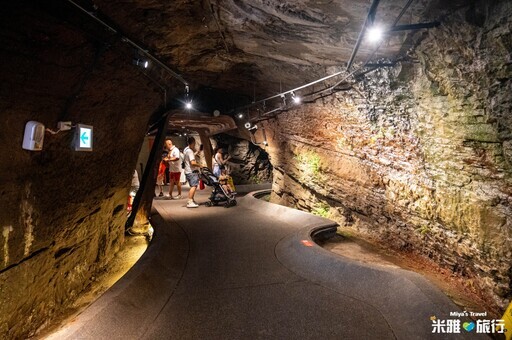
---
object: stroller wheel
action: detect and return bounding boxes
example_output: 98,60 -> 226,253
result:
205,201 -> 212,207
224,200 -> 236,208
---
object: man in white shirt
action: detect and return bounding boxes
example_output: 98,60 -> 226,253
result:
183,136 -> 200,208
166,139 -> 182,199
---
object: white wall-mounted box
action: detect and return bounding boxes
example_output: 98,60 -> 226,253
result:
22,121 -> 45,151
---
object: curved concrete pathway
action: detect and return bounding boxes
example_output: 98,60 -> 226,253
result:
46,188 -> 483,340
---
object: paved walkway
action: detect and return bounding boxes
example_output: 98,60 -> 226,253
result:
46,187 -> 483,340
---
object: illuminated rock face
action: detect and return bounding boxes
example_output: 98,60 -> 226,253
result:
263,3 -> 512,309
0,0 -> 510,337
0,4 -> 161,338
212,134 -> 272,184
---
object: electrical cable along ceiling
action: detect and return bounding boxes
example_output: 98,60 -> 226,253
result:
59,0 -> 464,127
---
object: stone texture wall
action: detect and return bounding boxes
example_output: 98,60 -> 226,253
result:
0,3 -> 161,338
264,1 -> 512,309
212,134 -> 273,184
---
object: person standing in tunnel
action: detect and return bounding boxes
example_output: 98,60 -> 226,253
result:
166,139 -> 182,199
184,136 -> 200,208
212,147 -> 231,178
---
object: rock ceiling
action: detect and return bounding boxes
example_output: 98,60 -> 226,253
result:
91,0 -> 451,97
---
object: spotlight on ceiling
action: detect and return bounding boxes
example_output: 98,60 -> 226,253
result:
133,58 -> 149,68
184,85 -> 193,110
237,113 -> 244,119
245,122 -> 258,132
366,26 -> 383,43
291,92 -> 301,104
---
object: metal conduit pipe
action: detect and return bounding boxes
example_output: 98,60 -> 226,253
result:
393,0 -> 415,26
235,0 -> 419,119
244,0 -> 385,108
330,0 -> 415,90
346,0 -> 381,70
66,0 -> 189,86
252,70 -> 346,106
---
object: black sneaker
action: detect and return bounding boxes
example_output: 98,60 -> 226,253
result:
158,192 -> 164,197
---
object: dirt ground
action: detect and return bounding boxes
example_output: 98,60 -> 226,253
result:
317,229 -> 502,320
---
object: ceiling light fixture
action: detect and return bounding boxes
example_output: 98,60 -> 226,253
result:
185,85 -> 193,110
237,113 -> 244,119
291,91 -> 301,104
366,25 -> 383,43
133,58 -> 149,68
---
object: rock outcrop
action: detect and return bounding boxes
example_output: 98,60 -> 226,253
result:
263,1 -> 512,309
212,134 -> 272,184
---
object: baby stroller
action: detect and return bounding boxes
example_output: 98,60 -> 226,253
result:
199,167 -> 237,208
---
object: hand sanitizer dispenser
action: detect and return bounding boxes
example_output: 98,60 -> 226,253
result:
22,121 -> 45,151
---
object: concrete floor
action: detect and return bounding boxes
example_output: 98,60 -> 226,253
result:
46,186 -> 485,340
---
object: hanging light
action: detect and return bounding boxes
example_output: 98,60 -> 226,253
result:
185,102 -> 193,110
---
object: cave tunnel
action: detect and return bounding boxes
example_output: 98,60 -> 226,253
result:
1,0 -> 511,339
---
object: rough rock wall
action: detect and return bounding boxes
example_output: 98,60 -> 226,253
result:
264,2 -> 512,309
0,3 -> 161,338
212,134 -> 272,184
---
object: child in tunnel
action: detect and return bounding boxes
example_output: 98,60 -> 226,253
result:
218,170 -> 235,195
156,151 -> 170,197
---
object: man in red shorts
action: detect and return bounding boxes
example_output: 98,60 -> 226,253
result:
166,139 -> 182,199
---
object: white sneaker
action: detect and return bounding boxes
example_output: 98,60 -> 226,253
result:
174,195 -> 182,200
187,200 -> 199,208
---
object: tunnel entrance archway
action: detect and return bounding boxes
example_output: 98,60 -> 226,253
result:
127,112 -> 242,229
